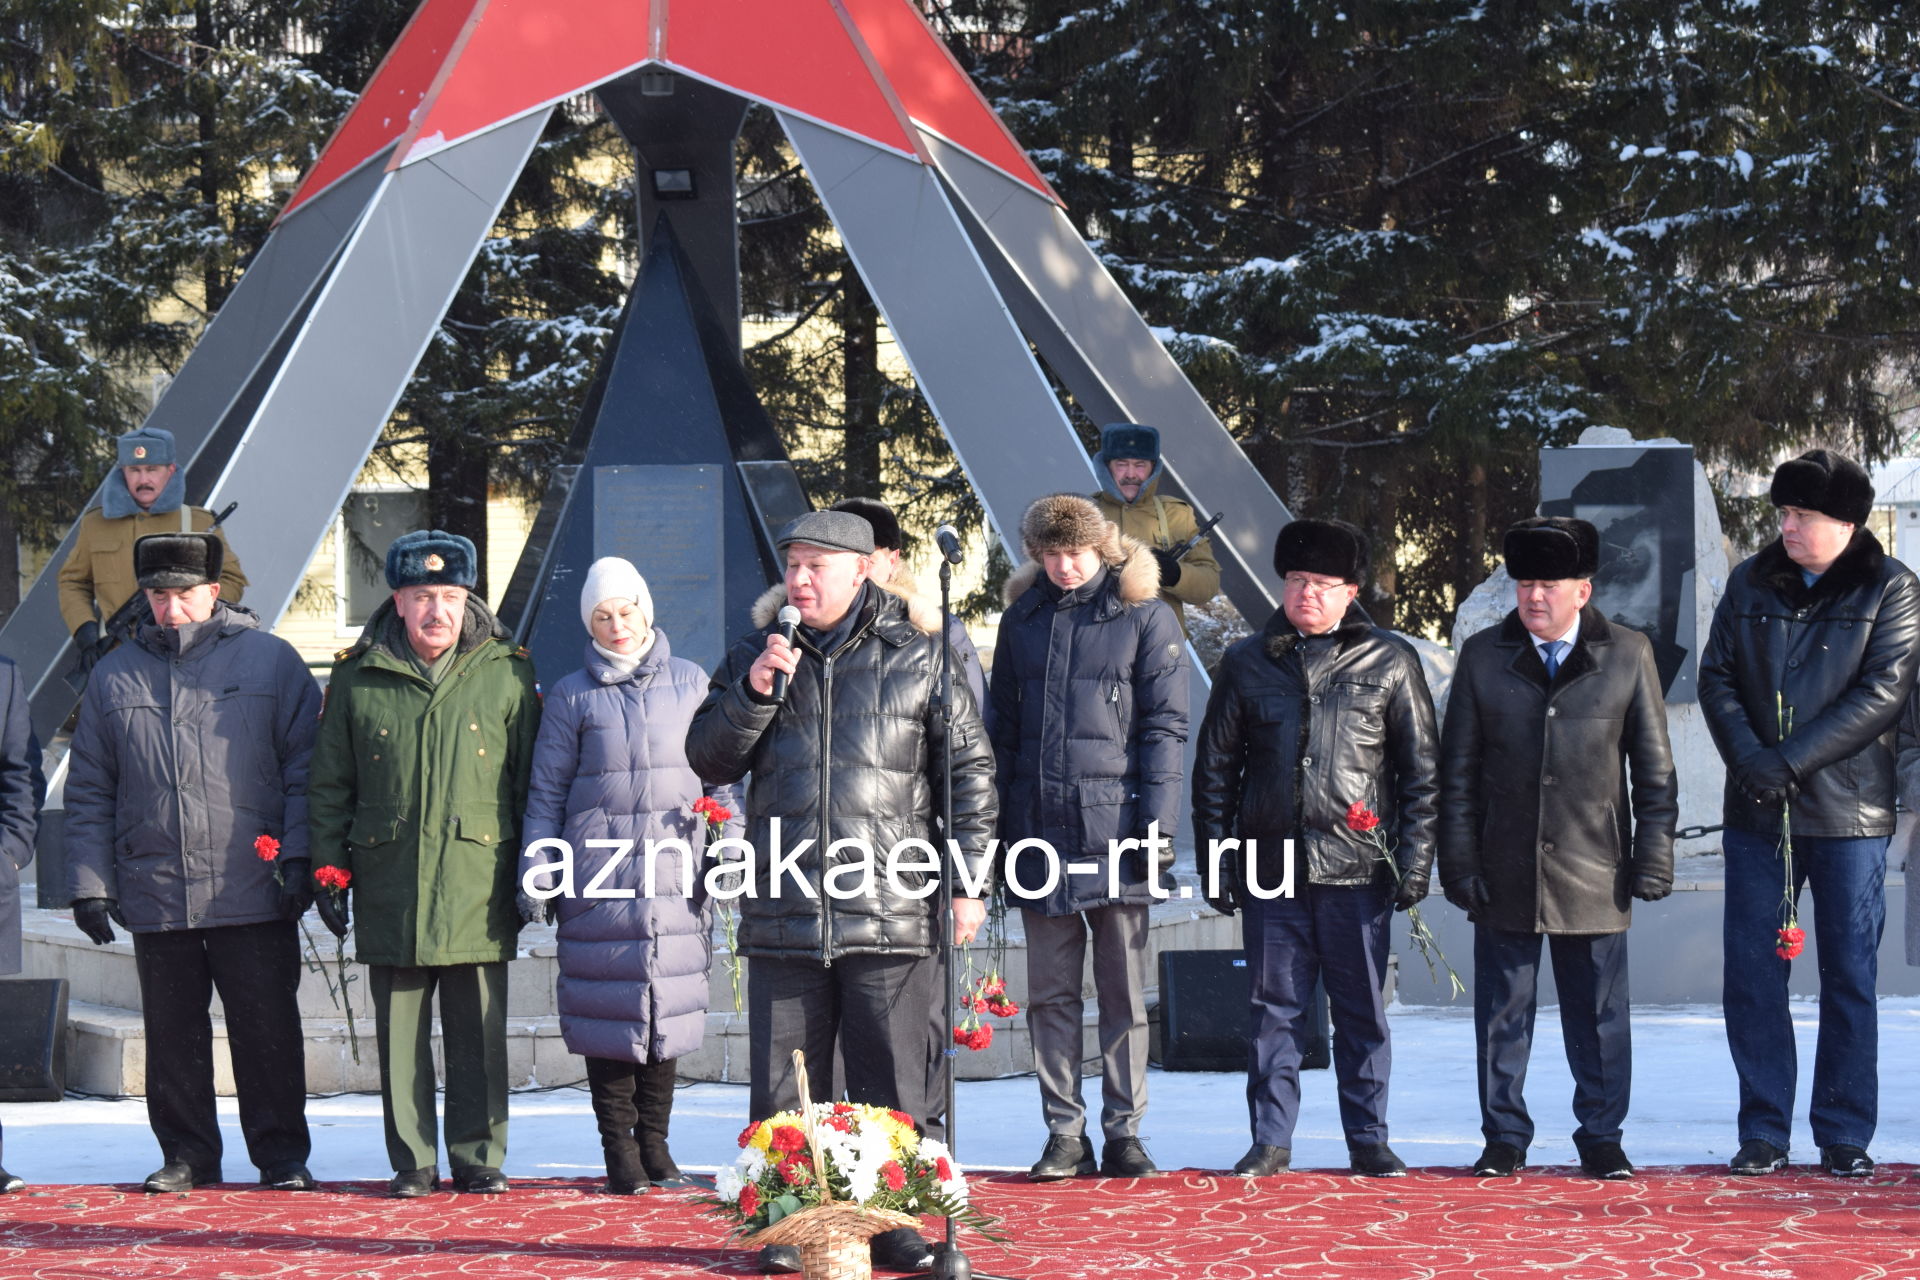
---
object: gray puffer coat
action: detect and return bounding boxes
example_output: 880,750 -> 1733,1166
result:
66,605 -> 322,931
523,631 -> 742,1064
988,542 -> 1189,916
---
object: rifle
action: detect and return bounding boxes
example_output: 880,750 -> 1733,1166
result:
1170,508 -> 1224,563
64,501 -> 238,695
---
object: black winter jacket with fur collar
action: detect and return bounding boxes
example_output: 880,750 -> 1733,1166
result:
1700,530 -> 1920,837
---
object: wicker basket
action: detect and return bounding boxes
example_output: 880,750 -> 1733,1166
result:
745,1202 -> 920,1280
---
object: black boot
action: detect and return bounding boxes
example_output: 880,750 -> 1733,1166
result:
635,1058 -> 688,1187
586,1056 -> 649,1195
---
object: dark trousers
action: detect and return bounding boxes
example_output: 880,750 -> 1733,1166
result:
1243,883 -> 1392,1148
132,921 -> 310,1176
370,962 -> 509,1173
1723,828 -> 1886,1150
1474,925 -> 1631,1152
749,953 -> 937,1125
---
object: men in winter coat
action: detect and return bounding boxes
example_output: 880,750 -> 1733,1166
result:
308,530 -> 540,1198
1090,422 -> 1220,638
521,558 -> 741,1194
687,509 -> 997,1276
1439,517 -> 1678,1180
1699,450 -> 1920,1179
1191,519 -> 1439,1179
65,533 -> 320,1194
58,427 -> 247,661
0,652 -> 43,1196
990,494 -> 1188,1180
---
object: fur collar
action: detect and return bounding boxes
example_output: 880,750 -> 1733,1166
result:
100,467 -> 186,520
749,577 -> 940,636
1096,467 -> 1165,509
1493,603 -> 1614,648
1003,533 -> 1161,612
1750,529 -> 1886,603
1492,603 -> 1611,689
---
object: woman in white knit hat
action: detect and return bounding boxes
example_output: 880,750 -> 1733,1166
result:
520,557 -> 740,1193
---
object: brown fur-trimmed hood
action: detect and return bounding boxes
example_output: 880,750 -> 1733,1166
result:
1003,533 -> 1162,611
750,576 -> 942,635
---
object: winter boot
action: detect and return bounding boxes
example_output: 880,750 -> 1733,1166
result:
635,1058 -> 687,1187
586,1056 -> 650,1195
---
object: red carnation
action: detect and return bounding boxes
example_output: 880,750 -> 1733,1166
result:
834,1102 -> 856,1115
254,833 -> 281,861
710,804 -> 732,823
739,1183 -> 760,1216
769,1124 -> 808,1154
778,1157 -> 812,1185
313,866 -> 351,891
935,1157 -> 953,1182
967,1025 -> 993,1050
1345,802 -> 1381,833
693,796 -> 714,816
881,1161 -> 907,1192
988,997 -> 1020,1018
1776,926 -> 1806,961
737,1121 -> 762,1149
823,1114 -> 853,1133
888,1110 -> 914,1128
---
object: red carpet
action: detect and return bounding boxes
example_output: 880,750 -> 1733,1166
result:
2,1167 -> 1916,1279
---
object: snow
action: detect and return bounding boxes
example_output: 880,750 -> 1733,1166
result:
8,1000 -> 1920,1182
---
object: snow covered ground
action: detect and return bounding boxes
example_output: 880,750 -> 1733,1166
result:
5,998 -> 1918,1184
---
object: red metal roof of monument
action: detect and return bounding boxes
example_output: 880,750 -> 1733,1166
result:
281,0 -> 1058,222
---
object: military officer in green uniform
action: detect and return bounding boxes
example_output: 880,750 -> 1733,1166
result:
58,427 -> 248,655
308,529 -> 540,1198
1090,422 -> 1220,638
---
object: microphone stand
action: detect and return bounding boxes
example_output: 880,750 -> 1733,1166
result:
911,555 -> 1020,1280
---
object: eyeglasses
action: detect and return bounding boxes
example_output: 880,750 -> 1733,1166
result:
1283,574 -> 1352,598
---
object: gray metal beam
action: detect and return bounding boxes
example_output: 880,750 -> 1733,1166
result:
925,134 -> 1289,624
0,153 -> 391,740
205,111 -> 554,625
778,114 -> 1212,753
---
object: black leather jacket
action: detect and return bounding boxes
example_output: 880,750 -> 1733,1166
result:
1439,607 -> 1677,934
1192,602 -> 1439,888
686,583 -> 998,962
1699,531 -> 1920,838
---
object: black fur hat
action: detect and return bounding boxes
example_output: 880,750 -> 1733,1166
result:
1272,519 -> 1368,584
1097,422 -> 1160,468
385,529 -> 478,590
134,532 -> 223,589
831,497 -> 902,552
1503,517 -> 1600,581
1770,449 -> 1874,526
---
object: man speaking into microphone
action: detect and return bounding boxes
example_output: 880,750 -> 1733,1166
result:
687,509 -> 998,1274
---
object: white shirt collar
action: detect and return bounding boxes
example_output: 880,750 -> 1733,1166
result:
1533,616 -> 1580,655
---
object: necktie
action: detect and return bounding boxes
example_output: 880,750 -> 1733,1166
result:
1543,640 -> 1564,678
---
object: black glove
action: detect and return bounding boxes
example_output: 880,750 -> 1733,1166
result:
1150,547 -> 1182,588
516,889 -> 553,926
1443,874 -> 1491,915
1202,857 -> 1241,917
1631,873 -> 1672,903
316,886 -> 350,938
1737,748 -> 1797,807
279,859 -> 315,921
73,621 -> 104,673
1392,872 -> 1430,912
73,898 -> 117,946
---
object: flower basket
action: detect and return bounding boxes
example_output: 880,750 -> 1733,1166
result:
744,1202 -> 920,1280
705,1050 -> 999,1278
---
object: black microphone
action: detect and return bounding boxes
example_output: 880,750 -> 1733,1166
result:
934,524 -> 964,565
771,604 -> 801,703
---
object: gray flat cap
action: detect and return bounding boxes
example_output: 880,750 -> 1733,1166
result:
776,510 -> 875,556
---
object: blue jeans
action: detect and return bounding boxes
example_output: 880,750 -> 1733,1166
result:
1722,827 -> 1886,1151
1242,883 -> 1392,1148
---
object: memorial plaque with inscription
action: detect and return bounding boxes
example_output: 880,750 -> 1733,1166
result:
1540,445 -> 1698,702
593,465 -> 726,675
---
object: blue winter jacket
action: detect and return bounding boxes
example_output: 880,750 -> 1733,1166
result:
523,630 -> 741,1064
